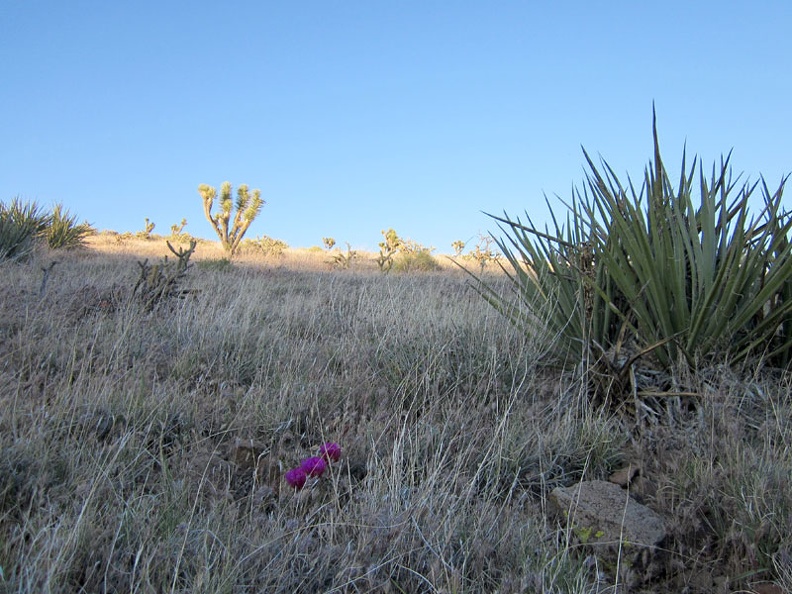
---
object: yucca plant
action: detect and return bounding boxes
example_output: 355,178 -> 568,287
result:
46,203 -> 94,250
0,198 -> 51,260
478,113 -> 792,385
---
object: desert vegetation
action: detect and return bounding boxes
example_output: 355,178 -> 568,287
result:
199,182 -> 265,259
0,199 -> 93,260
0,242 -> 788,593
2,121 -> 791,592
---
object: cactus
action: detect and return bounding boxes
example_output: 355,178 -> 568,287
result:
133,240 -> 197,310
330,242 -> 357,270
199,182 -> 264,258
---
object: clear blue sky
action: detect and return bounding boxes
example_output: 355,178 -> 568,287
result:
2,2 -> 790,252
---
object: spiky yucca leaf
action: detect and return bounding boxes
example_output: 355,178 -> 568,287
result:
46,203 -> 94,250
478,115 -> 792,374
0,198 -> 51,260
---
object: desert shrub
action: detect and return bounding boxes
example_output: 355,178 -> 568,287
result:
477,114 -> 792,397
393,248 -> 441,273
0,198 -> 51,260
241,235 -> 288,258
197,257 -> 233,272
46,203 -> 94,250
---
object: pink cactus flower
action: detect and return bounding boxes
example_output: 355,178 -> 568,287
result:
300,456 -> 327,477
284,467 -> 307,489
319,442 -> 342,463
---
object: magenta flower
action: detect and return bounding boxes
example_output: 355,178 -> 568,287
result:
300,456 -> 327,477
319,442 -> 342,463
284,467 -> 307,490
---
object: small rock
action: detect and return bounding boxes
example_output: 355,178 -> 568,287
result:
549,480 -> 666,587
550,480 -> 665,547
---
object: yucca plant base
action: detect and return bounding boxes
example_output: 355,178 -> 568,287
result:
479,113 -> 792,404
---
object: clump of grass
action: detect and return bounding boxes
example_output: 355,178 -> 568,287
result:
196,257 -> 233,272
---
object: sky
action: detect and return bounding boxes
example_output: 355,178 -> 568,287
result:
2,2 -> 791,253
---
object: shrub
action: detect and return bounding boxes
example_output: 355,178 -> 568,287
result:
241,235 -> 288,258
393,249 -> 440,273
0,198 -> 51,260
196,257 -> 233,272
46,203 -> 94,250
477,113 -> 792,396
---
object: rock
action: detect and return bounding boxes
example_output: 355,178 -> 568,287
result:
550,480 -> 665,547
549,480 -> 666,587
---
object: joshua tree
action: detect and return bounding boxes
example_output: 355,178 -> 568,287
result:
199,182 -> 264,258
377,228 -> 403,272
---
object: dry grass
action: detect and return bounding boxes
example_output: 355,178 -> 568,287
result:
0,236 -> 790,593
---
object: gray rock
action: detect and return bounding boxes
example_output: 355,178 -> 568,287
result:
549,480 -> 666,548
549,480 -> 667,587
